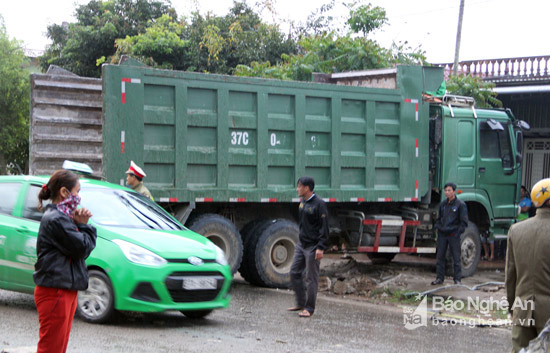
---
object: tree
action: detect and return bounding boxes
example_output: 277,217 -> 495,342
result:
112,14 -> 189,69
113,1 -> 297,74
346,2 -> 387,37
0,17 -> 30,174
40,0 -> 176,77
235,2 -> 425,81
446,74 -> 502,108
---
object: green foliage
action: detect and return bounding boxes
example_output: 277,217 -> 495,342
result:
114,14 -> 189,69
295,0 -> 339,37
40,0 -> 176,77
235,31 -> 425,81
0,17 -> 30,174
346,2 -> 387,36
41,0 -> 424,80
200,24 -> 225,66
113,2 -> 297,74
235,2 -> 425,81
446,74 -> 502,108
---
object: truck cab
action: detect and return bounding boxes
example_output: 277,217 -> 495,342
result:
432,97 -> 524,239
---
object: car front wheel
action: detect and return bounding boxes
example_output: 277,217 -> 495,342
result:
77,269 -> 115,324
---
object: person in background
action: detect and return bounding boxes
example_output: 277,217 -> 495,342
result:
431,182 -> 469,286
34,169 -> 97,353
287,176 -> 329,318
518,185 -> 532,221
505,178 -> 550,353
125,160 -> 153,200
481,232 -> 495,262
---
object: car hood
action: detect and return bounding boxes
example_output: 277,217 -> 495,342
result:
96,225 -> 216,260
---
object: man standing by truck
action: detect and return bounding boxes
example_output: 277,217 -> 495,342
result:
431,182 -> 468,285
125,161 -> 153,200
288,177 -> 329,318
505,178 -> 550,353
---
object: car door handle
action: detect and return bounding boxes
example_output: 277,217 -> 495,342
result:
479,167 -> 486,173
16,227 -> 30,234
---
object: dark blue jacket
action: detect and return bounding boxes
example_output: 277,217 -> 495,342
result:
435,197 -> 468,236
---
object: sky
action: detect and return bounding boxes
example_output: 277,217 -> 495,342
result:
0,0 -> 549,63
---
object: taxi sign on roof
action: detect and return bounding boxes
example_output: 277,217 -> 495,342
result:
62,160 -> 93,175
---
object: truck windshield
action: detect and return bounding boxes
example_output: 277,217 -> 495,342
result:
80,188 -> 183,230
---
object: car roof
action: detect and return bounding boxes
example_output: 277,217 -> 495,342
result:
0,174 -> 131,192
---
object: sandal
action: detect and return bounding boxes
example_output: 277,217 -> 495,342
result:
298,310 -> 312,318
287,306 -> 303,312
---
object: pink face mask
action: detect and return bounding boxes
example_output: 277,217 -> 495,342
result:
57,194 -> 81,218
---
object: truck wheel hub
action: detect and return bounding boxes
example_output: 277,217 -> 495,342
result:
272,245 -> 288,265
461,237 -> 475,267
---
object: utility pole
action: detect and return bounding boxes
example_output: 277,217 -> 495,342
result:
453,0 -> 465,75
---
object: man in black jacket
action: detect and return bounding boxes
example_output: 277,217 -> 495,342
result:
288,176 -> 329,318
431,182 -> 469,285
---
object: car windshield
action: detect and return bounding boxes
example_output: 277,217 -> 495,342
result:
80,187 -> 183,231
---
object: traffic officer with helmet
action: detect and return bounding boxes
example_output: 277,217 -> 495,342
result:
125,161 -> 153,200
505,178 -> 550,352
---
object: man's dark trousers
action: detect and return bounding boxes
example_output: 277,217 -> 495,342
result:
290,243 -> 320,314
435,232 -> 462,282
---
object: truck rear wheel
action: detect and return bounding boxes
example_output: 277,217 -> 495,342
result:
251,219 -> 299,288
238,219 -> 267,279
188,214 -> 243,275
240,220 -> 272,285
446,221 -> 481,278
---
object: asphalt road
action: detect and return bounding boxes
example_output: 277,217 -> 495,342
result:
1,279 -> 511,353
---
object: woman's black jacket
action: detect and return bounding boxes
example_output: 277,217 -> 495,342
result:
33,204 -> 97,290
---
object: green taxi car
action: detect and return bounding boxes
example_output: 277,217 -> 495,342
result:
0,175 -> 231,323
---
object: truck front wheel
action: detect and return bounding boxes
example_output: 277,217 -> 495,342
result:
188,214 -> 243,275
446,221 -> 481,278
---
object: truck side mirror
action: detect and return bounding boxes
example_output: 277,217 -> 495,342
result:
516,152 -> 522,164
519,120 -> 530,131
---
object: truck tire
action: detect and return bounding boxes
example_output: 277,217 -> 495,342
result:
251,219 -> 299,288
240,220 -> 272,285
446,221 -> 481,278
188,214 -> 243,275
367,253 -> 396,264
239,219 -> 266,278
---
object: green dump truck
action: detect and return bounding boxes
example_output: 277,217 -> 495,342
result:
30,62 -> 529,287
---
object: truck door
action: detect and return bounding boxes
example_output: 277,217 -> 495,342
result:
476,119 -> 518,218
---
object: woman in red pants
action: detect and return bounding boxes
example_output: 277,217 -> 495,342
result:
34,169 -> 97,353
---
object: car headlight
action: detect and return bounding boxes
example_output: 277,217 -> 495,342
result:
214,245 -> 228,266
112,239 -> 167,267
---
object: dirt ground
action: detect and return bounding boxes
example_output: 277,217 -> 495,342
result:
318,253 -> 509,324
